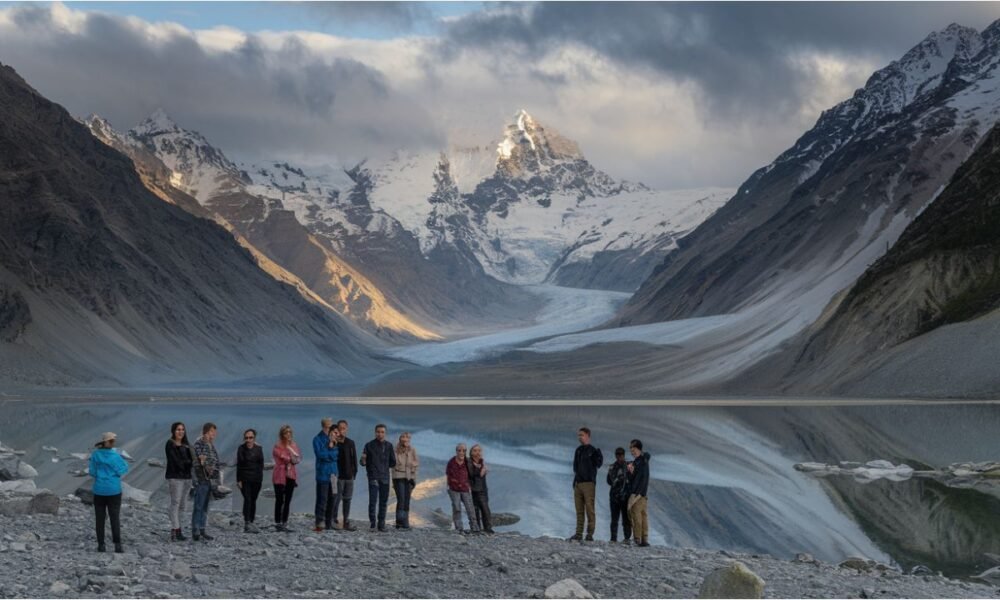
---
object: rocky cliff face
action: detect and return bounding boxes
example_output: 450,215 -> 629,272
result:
781,121 -> 1000,395
0,63 -> 380,387
620,23 -> 1000,330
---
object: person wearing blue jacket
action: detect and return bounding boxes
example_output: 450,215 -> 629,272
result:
88,432 -> 129,553
313,418 -> 340,531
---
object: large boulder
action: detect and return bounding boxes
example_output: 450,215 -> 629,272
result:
29,492 -> 60,515
0,491 -> 60,516
544,579 -> 594,599
0,479 -> 37,493
0,455 -> 37,480
698,561 -> 765,599
74,486 -> 95,505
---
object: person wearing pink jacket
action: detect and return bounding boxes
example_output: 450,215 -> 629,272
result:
272,424 -> 302,532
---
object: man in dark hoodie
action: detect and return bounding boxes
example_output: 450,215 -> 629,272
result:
627,439 -> 650,547
570,427 -> 603,542
334,419 -> 358,531
360,423 -> 396,531
606,447 -> 632,544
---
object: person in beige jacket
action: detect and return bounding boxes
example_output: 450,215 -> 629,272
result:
392,432 -> 419,529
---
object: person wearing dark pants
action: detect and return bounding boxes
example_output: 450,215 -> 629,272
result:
313,418 -> 339,532
192,423 -> 221,541
570,426 -> 603,542
89,432 -> 128,553
446,444 -> 478,533
392,432 -> 418,529
237,428 -> 264,533
272,424 -> 302,532
607,447 -> 632,544
468,444 -> 494,534
334,419 -> 358,531
361,424 -> 396,531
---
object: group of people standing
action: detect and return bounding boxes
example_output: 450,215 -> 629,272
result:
570,427 -> 651,547
87,420 -> 650,552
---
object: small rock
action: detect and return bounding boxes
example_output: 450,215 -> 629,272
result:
910,565 -> 933,576
170,561 -> 192,581
544,578 -> 594,599
972,566 -> 1000,585
698,561 -> 765,599
860,588 -> 876,599
74,486 -> 95,505
10,542 -> 27,552
49,581 -> 71,595
193,574 -> 211,585
794,552 -> 817,564
839,557 -> 873,572
29,492 -> 60,515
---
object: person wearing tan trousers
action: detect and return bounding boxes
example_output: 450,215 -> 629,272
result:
569,427 -> 603,541
626,439 -> 651,547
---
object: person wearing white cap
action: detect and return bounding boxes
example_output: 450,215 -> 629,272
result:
88,432 -> 129,553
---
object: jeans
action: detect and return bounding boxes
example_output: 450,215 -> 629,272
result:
573,481 -> 596,536
94,493 -> 122,546
240,481 -> 262,523
392,478 -> 413,527
191,481 -> 211,531
448,489 -> 478,531
472,490 -> 492,532
367,479 -> 390,528
610,495 -> 632,541
315,480 -> 337,527
334,478 -> 354,525
167,479 -> 188,529
274,480 -> 296,524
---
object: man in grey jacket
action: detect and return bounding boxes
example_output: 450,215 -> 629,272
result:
360,424 -> 395,532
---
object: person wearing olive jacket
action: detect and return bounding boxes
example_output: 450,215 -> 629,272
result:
360,424 -> 395,531
570,426 -> 603,542
392,432 -> 418,530
237,428 -> 264,533
164,422 -> 193,542
89,432 -> 129,553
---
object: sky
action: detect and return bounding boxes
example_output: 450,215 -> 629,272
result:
1,2 -> 999,189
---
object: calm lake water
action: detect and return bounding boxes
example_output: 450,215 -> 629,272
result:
1,398 -> 997,576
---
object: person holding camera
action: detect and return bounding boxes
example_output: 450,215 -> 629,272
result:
272,424 -> 302,532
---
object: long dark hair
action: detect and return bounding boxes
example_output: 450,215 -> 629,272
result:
170,422 -> 190,447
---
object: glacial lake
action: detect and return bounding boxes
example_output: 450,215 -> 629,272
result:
1,397 -> 997,577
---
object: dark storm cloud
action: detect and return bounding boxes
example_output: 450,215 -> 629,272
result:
440,2 -> 1000,118
0,3 -> 442,164
304,1 -> 434,32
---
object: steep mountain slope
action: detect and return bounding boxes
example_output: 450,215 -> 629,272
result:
620,22 -> 1000,335
125,113 -> 536,337
367,110 -> 733,292
0,63 -> 380,388
781,121 -> 1000,396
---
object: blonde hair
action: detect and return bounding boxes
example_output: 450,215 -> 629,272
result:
279,424 -> 293,444
398,431 -> 411,446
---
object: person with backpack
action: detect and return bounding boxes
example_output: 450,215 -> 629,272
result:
191,422 -> 221,541
606,446 -> 632,544
360,423 -> 395,531
627,439 -> 651,547
569,426 -> 603,542
164,422 -> 192,541
237,428 -> 264,533
89,432 -> 129,553
272,424 -> 302,532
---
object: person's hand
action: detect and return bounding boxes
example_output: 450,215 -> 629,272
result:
481,464 -> 488,476
238,481 -> 243,490
627,463 -> 634,474
408,478 -> 415,487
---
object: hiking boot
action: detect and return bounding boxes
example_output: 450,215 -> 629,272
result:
114,544 -> 124,554
191,531 -> 200,542
567,533 -> 583,542
344,522 -> 357,532
97,544 -> 106,553
638,540 -> 650,547
585,534 -> 594,542
199,530 -> 214,541
175,529 -> 187,541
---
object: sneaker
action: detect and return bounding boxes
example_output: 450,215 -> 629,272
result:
377,525 -> 387,532
344,523 -> 357,532
484,528 -> 496,535
585,534 -> 594,542
567,533 -> 583,542
638,540 -> 650,547
200,530 -> 214,541
622,539 -> 631,546
114,544 -> 124,554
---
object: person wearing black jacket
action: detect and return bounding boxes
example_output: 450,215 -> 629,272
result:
606,447 -> 632,544
334,419 -> 358,531
237,428 -> 265,533
627,439 -> 651,547
570,427 -> 603,542
468,444 -> 494,534
360,423 -> 396,531
164,422 -> 193,542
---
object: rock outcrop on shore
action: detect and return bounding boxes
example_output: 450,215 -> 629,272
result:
1,493 -> 998,599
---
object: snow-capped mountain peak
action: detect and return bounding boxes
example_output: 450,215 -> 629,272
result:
131,107 -> 181,137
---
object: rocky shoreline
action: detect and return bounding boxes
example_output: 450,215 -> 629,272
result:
0,493 -> 998,599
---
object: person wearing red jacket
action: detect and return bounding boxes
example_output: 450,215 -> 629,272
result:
445,443 -> 479,533
272,424 -> 302,532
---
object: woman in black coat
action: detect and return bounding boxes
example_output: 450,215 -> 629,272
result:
237,428 -> 265,533
165,422 -> 193,541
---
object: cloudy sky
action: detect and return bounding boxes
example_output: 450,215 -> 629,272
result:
1,2 -> 998,188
